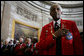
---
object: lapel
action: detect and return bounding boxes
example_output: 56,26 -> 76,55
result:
61,19 -> 66,29
49,21 -> 55,33
61,19 -> 68,29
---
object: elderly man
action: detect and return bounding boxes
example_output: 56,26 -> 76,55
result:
14,37 -> 26,55
2,40 -> 10,56
35,3 -> 83,55
24,38 -> 32,55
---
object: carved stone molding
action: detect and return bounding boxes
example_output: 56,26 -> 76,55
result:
16,6 -> 37,22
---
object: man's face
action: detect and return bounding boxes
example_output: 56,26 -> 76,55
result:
1,41 -> 3,45
5,41 -> 8,45
19,38 -> 23,43
50,6 -> 61,21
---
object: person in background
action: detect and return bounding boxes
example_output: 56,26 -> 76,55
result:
32,37 -> 38,55
13,39 -> 17,48
24,37 -> 26,43
80,32 -> 83,45
12,39 -> 17,56
2,40 -> 10,56
24,38 -> 32,55
1,40 -> 4,55
14,37 -> 26,55
80,32 -> 83,42
8,40 -> 13,46
8,40 -> 14,56
1,40 -> 4,48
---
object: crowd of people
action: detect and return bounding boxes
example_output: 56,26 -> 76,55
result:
1,37 -> 38,56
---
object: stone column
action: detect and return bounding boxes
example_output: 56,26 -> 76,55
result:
1,1 -> 11,41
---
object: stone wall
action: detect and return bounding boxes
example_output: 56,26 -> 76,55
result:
1,1 -> 51,41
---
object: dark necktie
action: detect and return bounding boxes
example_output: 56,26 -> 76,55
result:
54,22 -> 61,55
54,22 -> 59,31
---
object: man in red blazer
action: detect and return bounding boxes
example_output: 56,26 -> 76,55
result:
35,3 -> 83,55
14,37 -> 26,55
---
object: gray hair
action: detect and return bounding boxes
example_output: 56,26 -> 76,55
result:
50,3 -> 62,12
19,37 -> 23,42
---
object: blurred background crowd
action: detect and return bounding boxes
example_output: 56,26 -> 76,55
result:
1,37 -> 38,56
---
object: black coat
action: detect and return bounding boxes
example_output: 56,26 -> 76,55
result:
1,45 -> 10,56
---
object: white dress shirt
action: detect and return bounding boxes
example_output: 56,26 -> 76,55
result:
53,19 -> 61,28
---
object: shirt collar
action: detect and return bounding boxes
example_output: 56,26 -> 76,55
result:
53,19 -> 61,27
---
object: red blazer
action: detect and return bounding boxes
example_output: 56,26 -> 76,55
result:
14,43 -> 26,55
32,43 -> 38,55
36,19 -> 83,55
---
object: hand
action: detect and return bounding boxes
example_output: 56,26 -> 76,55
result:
61,28 -> 69,36
54,28 -> 69,38
20,46 -> 24,50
